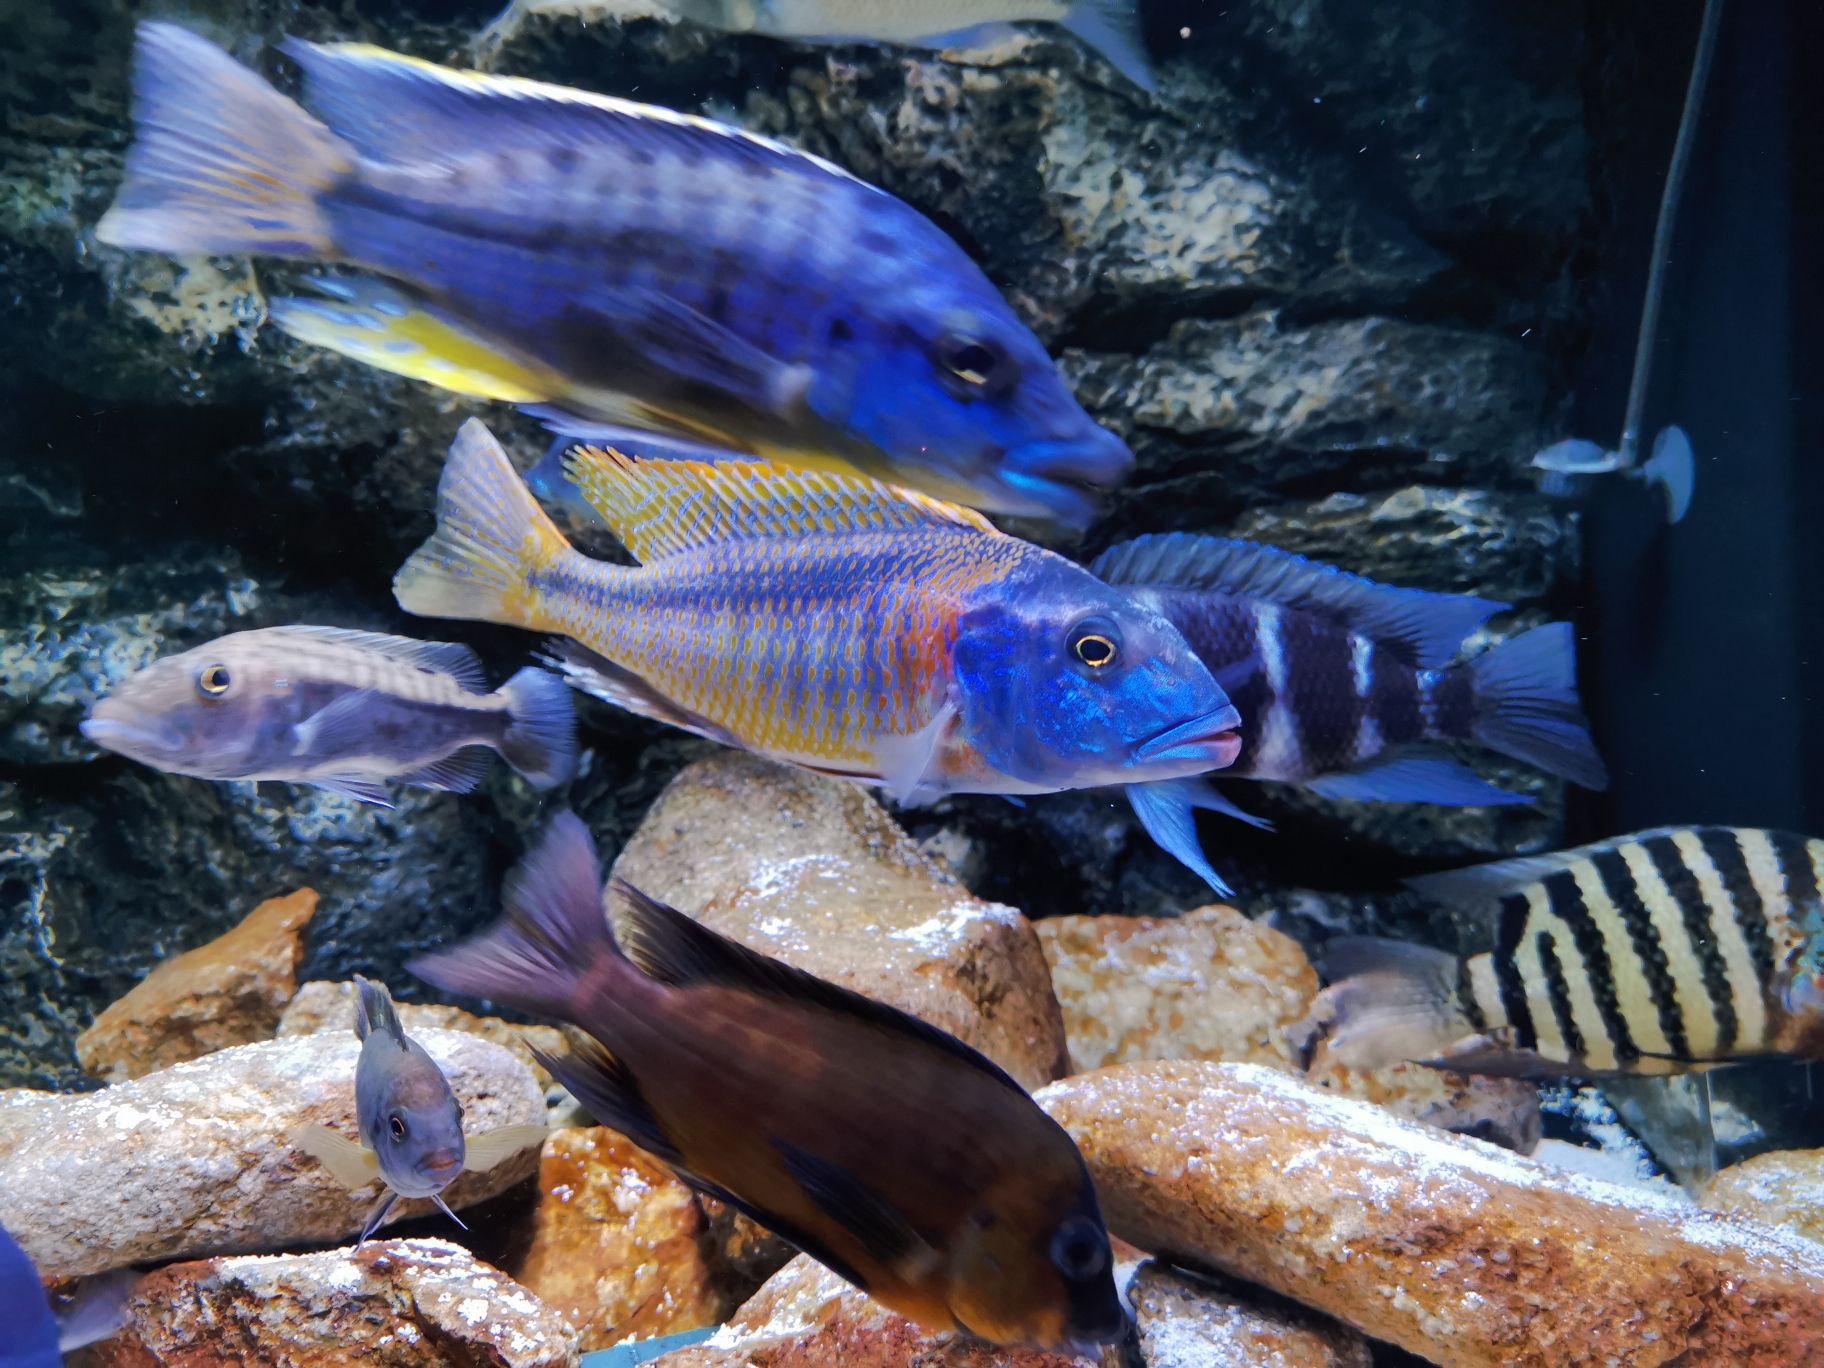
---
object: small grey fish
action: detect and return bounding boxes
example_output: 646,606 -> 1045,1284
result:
81,625 -> 576,807
292,976 -> 548,1243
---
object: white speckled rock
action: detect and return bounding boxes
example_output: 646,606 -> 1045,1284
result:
82,1238 -> 578,1367
1702,1149 -> 1824,1247
0,1031 -> 544,1278
611,754 -> 1069,1089
1128,1262 -> 1368,1368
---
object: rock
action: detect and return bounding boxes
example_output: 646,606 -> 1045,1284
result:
1127,1262 -> 1369,1368
610,753 -> 1069,1090
79,1238 -> 579,1368
278,978 -> 569,1094
510,1126 -> 791,1352
1702,1149 -> 1824,1248
75,888 -> 317,1082
0,1030 -> 545,1278
1037,905 -> 1538,1153
1041,1060 -> 1824,1366
1036,905 -> 1317,1074
650,1252 -> 1118,1367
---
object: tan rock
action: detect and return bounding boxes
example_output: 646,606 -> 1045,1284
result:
1128,1262 -> 1368,1368
1703,1149 -> 1824,1247
611,753 -> 1068,1090
76,888 -> 318,1082
651,1253 -> 1117,1367
80,1238 -> 577,1367
1041,1060 -> 1824,1367
510,1126 -> 791,1352
1037,905 -> 1537,1151
0,1031 -> 545,1278
277,978 -> 568,1092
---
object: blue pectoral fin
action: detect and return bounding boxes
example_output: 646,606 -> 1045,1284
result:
1127,781 -> 1234,896
1305,754 -> 1533,807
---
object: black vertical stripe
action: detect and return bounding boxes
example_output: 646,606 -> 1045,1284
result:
1541,868 -> 1639,1063
1590,848 -> 1690,1060
1282,614 -> 1358,773
1640,834 -> 1738,1052
1457,957 -> 1488,1031
1149,594 -> 1271,776
1494,893 -> 1539,1050
1535,932 -> 1586,1062
1696,827 -> 1777,986
1430,669 -> 1477,740
1771,829 -> 1820,915
1368,661 -> 1423,746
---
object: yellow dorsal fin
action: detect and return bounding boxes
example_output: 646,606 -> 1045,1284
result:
562,447 -> 1000,563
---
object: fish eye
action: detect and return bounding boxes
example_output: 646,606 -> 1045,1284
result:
1049,1217 -> 1109,1280
1069,618 -> 1121,671
389,1115 -> 407,1142
196,663 -> 233,698
934,332 -> 1010,399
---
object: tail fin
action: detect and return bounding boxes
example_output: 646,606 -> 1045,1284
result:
352,974 -> 407,1046
497,666 -> 577,789
1641,425 -> 1696,525
393,419 -> 577,631
409,811 -> 616,1017
1468,622 -> 1609,790
1294,937 -> 1473,1070
1060,0 -> 1155,92
96,23 -> 349,257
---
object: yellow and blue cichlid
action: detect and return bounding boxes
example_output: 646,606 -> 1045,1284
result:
412,812 -> 1130,1352
393,420 -> 1242,800
95,23 -> 1134,527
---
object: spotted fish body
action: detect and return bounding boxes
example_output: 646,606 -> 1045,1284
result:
394,421 -> 1240,800
95,23 -> 1132,525
1307,827 -> 1824,1079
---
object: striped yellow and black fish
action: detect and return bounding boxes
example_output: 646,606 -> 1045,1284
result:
1301,826 -> 1824,1078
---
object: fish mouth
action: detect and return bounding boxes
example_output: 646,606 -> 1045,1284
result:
1000,431 -> 1137,524
1134,704 -> 1244,769
417,1148 -> 462,1180
80,715 -> 183,758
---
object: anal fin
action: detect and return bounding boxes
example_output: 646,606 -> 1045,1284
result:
398,745 -> 495,794
530,1032 -> 685,1169
1305,752 -> 1531,807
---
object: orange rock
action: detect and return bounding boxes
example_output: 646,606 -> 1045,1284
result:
511,1127 -> 791,1352
1041,1060 -> 1824,1368
1703,1148 -> 1824,1247
612,754 -> 1068,1090
80,1239 -> 576,1367
76,888 -> 317,1082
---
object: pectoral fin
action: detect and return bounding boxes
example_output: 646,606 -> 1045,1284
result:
292,1122 -> 382,1190
462,1123 -> 550,1173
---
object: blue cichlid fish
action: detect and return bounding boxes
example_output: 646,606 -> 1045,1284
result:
413,813 -> 1128,1351
0,1222 -> 59,1368
1302,827 -> 1824,1079
96,23 -> 1133,527
81,625 -> 575,807
394,421 -> 1241,801
477,0 -> 1153,92
292,977 -> 548,1243
1093,535 -> 1607,894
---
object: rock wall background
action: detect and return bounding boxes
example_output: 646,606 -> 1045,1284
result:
0,0 -> 1677,1086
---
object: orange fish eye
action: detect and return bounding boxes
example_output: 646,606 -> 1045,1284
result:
197,663 -> 233,697
1072,632 -> 1117,669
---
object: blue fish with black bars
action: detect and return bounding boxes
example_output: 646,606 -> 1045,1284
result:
1097,535 -> 1608,894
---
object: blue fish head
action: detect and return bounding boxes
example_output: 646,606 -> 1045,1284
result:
951,558 -> 1242,791
358,1035 -> 468,1199
813,291 -> 1133,527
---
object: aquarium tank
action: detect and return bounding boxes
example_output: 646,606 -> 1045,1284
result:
3,0 -> 1821,1363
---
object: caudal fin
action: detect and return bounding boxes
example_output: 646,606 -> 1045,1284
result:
1469,622 -> 1609,790
1061,0 -> 1155,92
394,419 -> 576,632
96,23 -> 348,257
1293,937 -> 1473,1070
409,811 -> 617,1018
498,666 -> 577,789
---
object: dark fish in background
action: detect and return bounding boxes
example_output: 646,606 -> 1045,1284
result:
1093,535 -> 1606,893
95,23 -> 1134,526
292,976 -> 547,1243
476,0 -> 1155,92
81,625 -> 575,807
1301,826 -> 1824,1078
413,814 -> 1128,1352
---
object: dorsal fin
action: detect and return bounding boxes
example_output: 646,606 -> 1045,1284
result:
562,447 -> 998,564
1403,827 -> 1719,913
609,880 -> 1026,1096
262,625 -> 488,692
1091,533 -> 1509,669
282,38 -> 868,189
353,974 -> 409,1047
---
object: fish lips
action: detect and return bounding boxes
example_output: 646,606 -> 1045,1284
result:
79,714 -> 184,760
1000,430 -> 1136,524
1133,704 -> 1244,771
416,1147 -> 463,1182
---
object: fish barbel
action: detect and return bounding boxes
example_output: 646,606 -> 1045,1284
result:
95,23 -> 1133,526
412,812 -> 1130,1351
394,420 -> 1241,800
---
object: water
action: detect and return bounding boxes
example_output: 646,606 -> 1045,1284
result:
2,0 -> 1820,1363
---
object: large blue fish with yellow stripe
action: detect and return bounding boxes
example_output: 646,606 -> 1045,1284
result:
95,23 -> 1131,526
